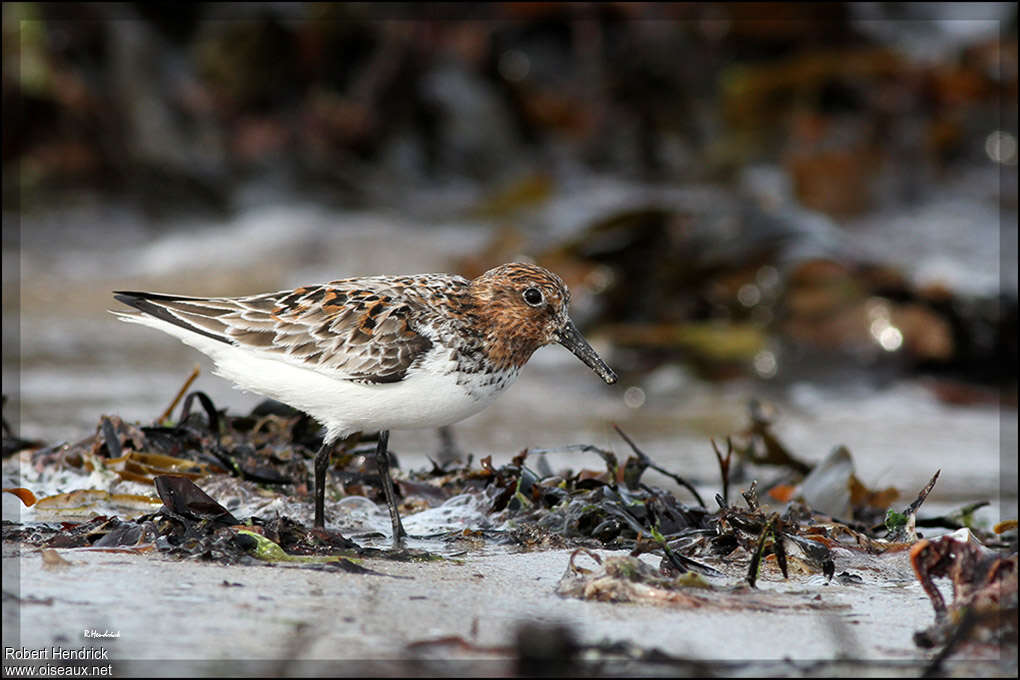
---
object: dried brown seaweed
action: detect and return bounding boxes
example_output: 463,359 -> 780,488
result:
912,530 -> 1018,661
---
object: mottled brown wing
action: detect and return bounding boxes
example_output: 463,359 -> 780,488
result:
114,278 -> 443,383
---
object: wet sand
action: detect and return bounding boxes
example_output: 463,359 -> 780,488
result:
6,539 -> 1003,677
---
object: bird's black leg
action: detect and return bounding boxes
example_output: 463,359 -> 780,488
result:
313,439 -> 335,529
435,425 -> 463,466
374,430 -> 407,544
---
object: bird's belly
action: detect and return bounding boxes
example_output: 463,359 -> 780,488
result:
206,342 -> 517,440
332,370 -> 506,433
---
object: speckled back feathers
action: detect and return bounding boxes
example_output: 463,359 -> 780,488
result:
114,263 -> 574,386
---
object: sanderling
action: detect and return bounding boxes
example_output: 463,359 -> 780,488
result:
113,262 -> 617,544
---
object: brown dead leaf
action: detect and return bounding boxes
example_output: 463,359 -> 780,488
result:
41,549 -> 74,571
3,487 -> 38,506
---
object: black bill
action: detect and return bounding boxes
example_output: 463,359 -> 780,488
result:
556,320 -> 618,384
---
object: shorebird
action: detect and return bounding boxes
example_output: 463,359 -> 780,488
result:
114,262 -> 617,544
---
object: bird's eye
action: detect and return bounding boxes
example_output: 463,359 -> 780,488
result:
523,288 -> 544,306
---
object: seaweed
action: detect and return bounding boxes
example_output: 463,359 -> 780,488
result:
3,383 -> 1014,663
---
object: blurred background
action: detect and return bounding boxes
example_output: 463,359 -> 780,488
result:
3,3 -> 1017,511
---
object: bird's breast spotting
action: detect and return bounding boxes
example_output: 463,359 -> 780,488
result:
414,341 -> 521,402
